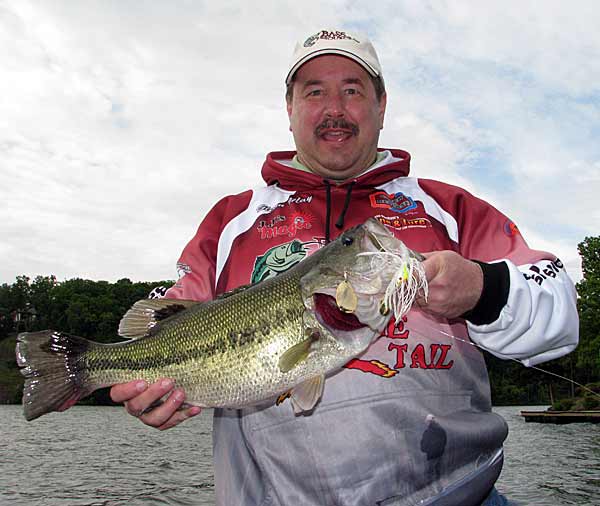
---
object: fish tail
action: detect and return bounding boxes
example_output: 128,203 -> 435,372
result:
16,330 -> 98,421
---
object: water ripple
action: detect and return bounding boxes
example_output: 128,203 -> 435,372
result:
2,405 -> 598,505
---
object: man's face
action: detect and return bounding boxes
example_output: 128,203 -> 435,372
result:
287,55 -> 387,180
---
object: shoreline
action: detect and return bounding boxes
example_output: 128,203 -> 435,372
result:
521,409 -> 600,424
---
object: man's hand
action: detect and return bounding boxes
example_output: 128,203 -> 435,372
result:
110,379 -> 201,431
417,251 -> 483,319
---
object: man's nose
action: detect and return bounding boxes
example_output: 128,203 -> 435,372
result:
323,91 -> 345,117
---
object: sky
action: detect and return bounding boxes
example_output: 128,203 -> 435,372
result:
1,0 -> 598,285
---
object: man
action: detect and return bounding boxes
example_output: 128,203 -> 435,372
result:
111,29 -> 579,505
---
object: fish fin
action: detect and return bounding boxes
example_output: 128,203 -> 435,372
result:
215,283 -> 254,299
278,338 -> 312,373
137,399 -> 198,415
142,400 -> 206,417
276,390 -> 292,405
16,331 -> 97,421
118,298 -> 198,339
290,375 -> 325,414
278,330 -> 321,373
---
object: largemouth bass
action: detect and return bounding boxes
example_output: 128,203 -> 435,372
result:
16,218 -> 427,421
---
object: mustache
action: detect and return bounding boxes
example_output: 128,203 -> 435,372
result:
315,118 -> 359,137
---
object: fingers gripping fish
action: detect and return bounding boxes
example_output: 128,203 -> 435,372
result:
16,219 -> 427,421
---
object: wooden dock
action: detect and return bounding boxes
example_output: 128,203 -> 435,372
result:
520,410 -> 600,424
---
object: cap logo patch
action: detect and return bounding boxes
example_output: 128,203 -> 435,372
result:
304,30 -> 360,47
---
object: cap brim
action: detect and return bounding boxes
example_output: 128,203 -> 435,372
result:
285,49 -> 380,84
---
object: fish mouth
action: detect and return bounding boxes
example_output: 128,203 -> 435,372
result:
313,293 -> 366,331
310,220 -> 396,333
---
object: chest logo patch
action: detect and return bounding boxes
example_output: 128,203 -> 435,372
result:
344,317 -> 455,377
257,212 -> 314,240
251,240 -> 314,283
370,191 -> 417,214
375,214 -> 432,231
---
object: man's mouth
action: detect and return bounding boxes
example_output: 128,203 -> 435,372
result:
320,129 -> 353,142
315,119 -> 359,142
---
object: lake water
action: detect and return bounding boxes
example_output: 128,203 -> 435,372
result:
1,405 -> 598,505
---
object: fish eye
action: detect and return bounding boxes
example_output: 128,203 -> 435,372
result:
342,235 -> 354,246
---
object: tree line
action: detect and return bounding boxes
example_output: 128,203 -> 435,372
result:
0,276 -> 172,404
0,275 -> 172,341
1,236 -> 599,407
485,236 -> 600,408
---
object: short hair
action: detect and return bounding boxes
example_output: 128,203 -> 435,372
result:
285,74 -> 386,103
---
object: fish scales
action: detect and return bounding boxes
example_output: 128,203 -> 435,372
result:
84,268 -> 308,407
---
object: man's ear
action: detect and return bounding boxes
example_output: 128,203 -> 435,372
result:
286,101 -> 293,120
378,92 -> 387,130
286,98 -> 293,132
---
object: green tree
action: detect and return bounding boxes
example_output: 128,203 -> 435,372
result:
0,274 -> 173,404
28,275 -> 58,331
0,283 -> 13,338
486,237 -> 600,406
10,275 -> 31,311
575,236 -> 600,382
0,276 -> 34,334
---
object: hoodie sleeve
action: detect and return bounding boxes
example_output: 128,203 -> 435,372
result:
164,190 -> 253,302
466,258 -> 578,366
419,179 -> 579,366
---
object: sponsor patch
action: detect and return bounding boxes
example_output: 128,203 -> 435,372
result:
256,194 -> 313,214
523,258 -> 564,285
176,262 -> 192,279
369,191 -> 417,214
342,317 -> 454,377
504,220 -> 520,237
375,214 -> 431,231
303,30 -> 360,48
148,286 -> 168,299
256,204 -> 274,213
288,194 -> 313,205
251,239 -> 320,283
257,212 -> 314,240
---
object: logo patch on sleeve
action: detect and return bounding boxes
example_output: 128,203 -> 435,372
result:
503,220 -> 520,237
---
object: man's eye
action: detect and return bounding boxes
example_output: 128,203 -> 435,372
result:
307,89 -> 322,97
345,88 -> 358,95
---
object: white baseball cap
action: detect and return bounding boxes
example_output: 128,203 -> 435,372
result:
285,29 -> 383,85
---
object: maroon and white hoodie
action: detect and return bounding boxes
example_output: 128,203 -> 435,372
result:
165,149 -> 578,506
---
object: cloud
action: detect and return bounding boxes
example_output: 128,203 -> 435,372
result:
1,0 -> 597,285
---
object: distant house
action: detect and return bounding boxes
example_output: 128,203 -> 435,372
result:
11,304 -> 37,331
